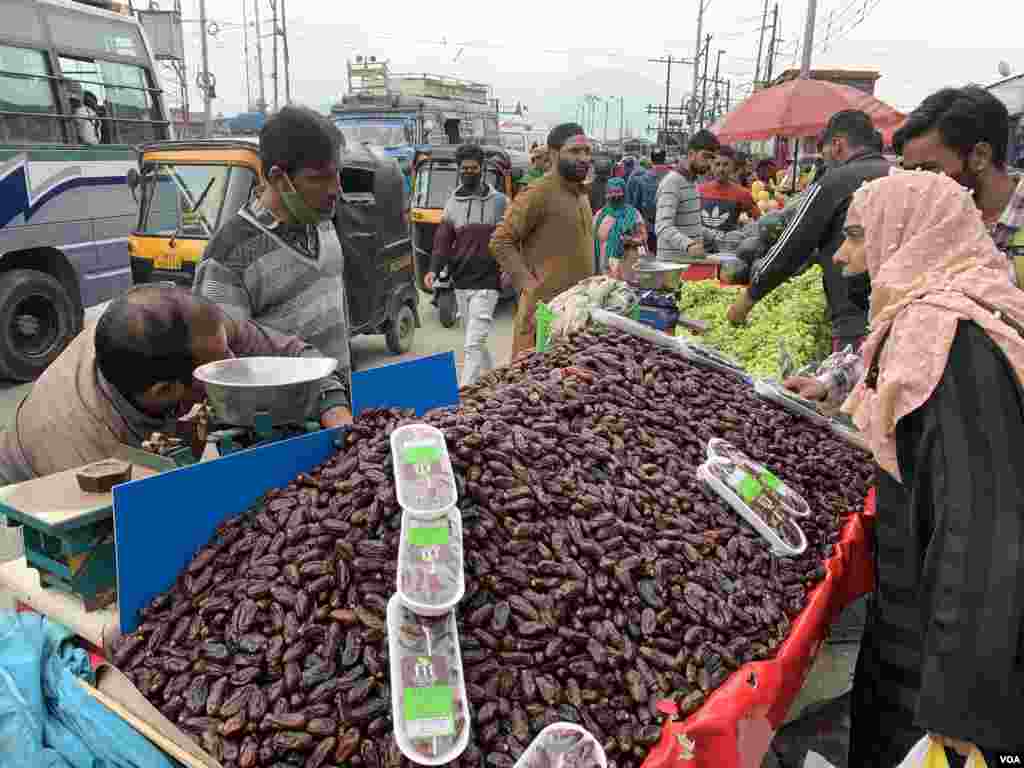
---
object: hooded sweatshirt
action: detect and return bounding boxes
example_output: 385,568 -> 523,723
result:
431,182 -> 508,290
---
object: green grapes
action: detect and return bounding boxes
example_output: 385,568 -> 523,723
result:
675,267 -> 832,379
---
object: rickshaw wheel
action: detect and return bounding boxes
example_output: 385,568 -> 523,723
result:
386,303 -> 416,355
437,290 -> 457,329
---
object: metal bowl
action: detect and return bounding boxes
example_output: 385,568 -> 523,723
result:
193,357 -> 338,428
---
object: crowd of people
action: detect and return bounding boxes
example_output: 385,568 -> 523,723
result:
0,80 -> 1022,767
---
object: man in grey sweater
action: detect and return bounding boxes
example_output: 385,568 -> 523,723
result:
194,106 -> 352,426
655,129 -> 720,261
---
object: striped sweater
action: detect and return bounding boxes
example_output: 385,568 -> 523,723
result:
654,169 -> 703,261
193,199 -> 350,409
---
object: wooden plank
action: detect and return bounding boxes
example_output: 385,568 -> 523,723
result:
75,677 -> 221,768
0,463 -> 158,532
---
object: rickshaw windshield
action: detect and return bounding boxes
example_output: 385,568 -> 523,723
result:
139,163 -> 256,238
413,160 -> 505,208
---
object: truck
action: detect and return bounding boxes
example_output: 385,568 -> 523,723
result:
330,55 -> 501,169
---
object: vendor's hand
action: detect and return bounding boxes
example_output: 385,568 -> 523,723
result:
727,292 -> 756,325
687,241 -> 705,259
320,406 -> 353,429
930,734 -> 976,758
783,376 -> 828,402
424,272 -> 436,290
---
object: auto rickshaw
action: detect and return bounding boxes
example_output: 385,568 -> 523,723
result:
410,144 -> 527,301
127,138 -> 419,354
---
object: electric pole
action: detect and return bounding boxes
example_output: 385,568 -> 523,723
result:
619,96 -> 624,141
712,49 -> 724,120
269,0 -> 278,111
649,55 -> 692,138
765,4 -> 779,83
691,0 -> 709,128
603,99 -> 609,142
242,0 -> 252,109
198,0 -> 212,136
754,0 -> 769,87
799,0 -> 818,77
280,0 -> 290,104
699,34 -> 711,129
254,0 -> 266,112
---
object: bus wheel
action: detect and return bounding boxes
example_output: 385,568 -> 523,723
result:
0,269 -> 77,381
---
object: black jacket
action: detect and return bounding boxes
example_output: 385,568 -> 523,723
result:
749,150 -> 891,339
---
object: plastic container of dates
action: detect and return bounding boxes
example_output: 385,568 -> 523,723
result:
513,722 -> 608,768
387,594 -> 471,766
391,423 -> 458,519
698,457 -> 808,557
397,507 -> 465,617
705,439 -> 811,519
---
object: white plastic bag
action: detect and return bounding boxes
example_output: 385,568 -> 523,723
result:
896,736 -> 989,768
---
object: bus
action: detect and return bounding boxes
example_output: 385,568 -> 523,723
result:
0,0 -> 169,380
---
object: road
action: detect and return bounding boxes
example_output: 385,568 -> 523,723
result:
0,292 -> 518,430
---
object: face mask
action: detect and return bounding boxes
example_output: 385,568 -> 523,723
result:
559,158 -> 590,182
280,174 -> 333,225
461,172 -> 481,189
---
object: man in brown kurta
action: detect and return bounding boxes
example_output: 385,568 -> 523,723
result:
0,285 -> 342,484
491,123 -> 595,357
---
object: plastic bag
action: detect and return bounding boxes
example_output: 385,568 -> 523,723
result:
546,277 -> 639,345
896,736 -> 989,768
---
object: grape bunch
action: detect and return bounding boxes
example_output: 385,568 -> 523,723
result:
676,267 -> 832,379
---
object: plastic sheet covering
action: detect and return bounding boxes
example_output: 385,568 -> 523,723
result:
642,493 -> 876,768
0,610 -> 178,768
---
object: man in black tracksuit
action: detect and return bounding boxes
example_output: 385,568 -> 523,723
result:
727,111 -> 891,352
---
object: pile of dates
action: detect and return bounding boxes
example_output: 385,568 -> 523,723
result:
111,328 -> 873,768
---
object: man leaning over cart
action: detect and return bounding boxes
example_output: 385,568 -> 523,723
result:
193,106 -> 353,428
0,285 -> 345,485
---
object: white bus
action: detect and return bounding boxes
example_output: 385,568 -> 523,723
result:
0,0 -> 169,380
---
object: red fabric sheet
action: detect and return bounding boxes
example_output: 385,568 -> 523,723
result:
643,490 -> 876,768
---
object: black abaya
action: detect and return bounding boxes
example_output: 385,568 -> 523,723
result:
848,321 -> 1024,766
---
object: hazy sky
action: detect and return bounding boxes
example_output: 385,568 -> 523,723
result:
170,0 -> 1020,131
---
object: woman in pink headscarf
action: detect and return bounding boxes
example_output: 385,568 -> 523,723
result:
830,169 -> 1024,767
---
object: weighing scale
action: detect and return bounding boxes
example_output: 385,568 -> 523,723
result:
0,357 -> 339,610
0,461 -> 160,610
145,356 -> 340,466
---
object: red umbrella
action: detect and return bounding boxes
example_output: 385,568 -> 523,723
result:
711,78 -> 905,143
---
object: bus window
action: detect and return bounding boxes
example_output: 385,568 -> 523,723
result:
59,55 -> 162,144
0,44 -> 61,143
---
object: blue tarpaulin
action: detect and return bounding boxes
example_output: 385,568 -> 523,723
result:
0,610 -> 179,768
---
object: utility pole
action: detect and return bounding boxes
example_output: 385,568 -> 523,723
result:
280,0 -> 290,104
754,0 -> 769,87
242,0 -> 252,109
254,0 -> 265,112
270,0 -> 278,111
649,55 -> 691,139
699,34 -> 711,129
619,96 -> 624,141
691,0 -> 708,129
712,49 -> 724,120
799,0 -> 818,78
765,4 -> 779,83
603,99 -> 609,142
198,0 -> 212,136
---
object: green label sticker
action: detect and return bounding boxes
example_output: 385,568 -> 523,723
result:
408,525 -> 450,547
760,471 -> 782,491
535,302 -> 555,353
736,474 -> 763,504
402,442 -> 442,465
403,685 -> 454,738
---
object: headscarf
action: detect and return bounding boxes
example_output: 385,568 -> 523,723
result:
594,178 -> 639,264
841,169 -> 1024,479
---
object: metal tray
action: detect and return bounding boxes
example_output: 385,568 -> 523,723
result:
193,357 -> 338,428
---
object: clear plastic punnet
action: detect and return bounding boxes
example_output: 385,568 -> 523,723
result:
705,439 -> 811,518
397,507 -> 465,617
390,423 -> 458,519
387,595 -> 470,765
698,457 -> 807,558
513,722 -> 608,768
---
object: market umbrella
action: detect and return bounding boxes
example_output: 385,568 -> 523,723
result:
710,78 -> 905,143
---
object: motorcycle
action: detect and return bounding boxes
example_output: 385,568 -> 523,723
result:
430,265 -> 458,328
